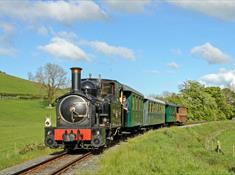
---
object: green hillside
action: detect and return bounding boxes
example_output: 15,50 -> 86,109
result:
0,72 -> 45,96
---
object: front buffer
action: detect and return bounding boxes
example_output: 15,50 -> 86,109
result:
44,127 -> 106,149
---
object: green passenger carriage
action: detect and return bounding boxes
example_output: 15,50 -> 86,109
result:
165,103 -> 177,123
123,85 -> 144,128
143,97 -> 165,126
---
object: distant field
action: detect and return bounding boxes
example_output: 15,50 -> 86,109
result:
0,72 -> 68,99
90,121 -> 235,175
0,99 -> 57,170
0,72 -> 44,95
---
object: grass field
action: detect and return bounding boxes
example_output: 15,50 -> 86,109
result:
0,72 -> 67,97
0,99 -> 57,170
0,72 -> 44,95
88,121 -> 235,175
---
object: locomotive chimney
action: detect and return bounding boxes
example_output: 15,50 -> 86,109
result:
70,67 -> 82,92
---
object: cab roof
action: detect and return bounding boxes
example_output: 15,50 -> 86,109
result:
122,84 -> 144,97
144,97 -> 166,105
82,78 -> 121,85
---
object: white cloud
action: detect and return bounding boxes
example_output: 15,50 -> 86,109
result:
191,42 -> 231,64
200,68 -> 235,91
0,22 -> 15,45
39,37 -> 89,61
0,48 -> 16,57
167,62 -> 179,69
171,48 -> 182,55
145,69 -> 160,74
0,22 -> 14,33
80,40 -> 135,60
37,26 -> 49,36
103,0 -> 151,13
0,22 -> 16,56
0,1 -> 107,23
54,31 -> 78,41
167,0 -> 235,21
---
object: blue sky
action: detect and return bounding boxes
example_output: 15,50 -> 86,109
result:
1,0 -> 235,95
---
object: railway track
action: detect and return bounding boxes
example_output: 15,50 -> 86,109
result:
12,152 -> 92,175
3,122 -> 205,175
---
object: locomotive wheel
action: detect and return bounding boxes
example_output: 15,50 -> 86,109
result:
64,144 -> 76,152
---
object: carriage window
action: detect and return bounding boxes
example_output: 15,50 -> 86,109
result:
135,96 -> 137,110
140,98 -> 142,110
137,96 -> 139,110
137,97 -> 139,110
132,95 -> 135,110
138,97 -> 140,110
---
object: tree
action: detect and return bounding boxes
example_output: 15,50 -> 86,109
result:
205,87 -> 232,120
34,63 -> 67,105
222,88 -> 235,119
179,81 -> 219,121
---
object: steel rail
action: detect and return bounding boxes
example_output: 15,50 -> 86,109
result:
12,151 -> 68,175
47,152 -> 92,175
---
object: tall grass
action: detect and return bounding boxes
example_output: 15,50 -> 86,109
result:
89,121 -> 235,175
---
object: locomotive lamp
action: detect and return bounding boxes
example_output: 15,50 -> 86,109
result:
45,117 -> 52,127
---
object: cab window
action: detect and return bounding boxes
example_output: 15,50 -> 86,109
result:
101,82 -> 115,97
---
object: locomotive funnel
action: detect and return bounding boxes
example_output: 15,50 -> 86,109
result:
71,67 -> 82,92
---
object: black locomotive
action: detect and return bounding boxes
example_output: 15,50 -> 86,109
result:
45,67 -> 123,150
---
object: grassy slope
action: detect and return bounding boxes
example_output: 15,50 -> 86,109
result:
0,99 -> 57,170
89,121 -> 235,175
0,72 -> 44,95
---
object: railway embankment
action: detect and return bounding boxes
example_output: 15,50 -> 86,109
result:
84,120 -> 235,175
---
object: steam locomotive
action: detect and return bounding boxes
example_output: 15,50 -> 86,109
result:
44,67 -> 187,150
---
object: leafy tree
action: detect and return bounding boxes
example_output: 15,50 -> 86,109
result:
205,87 -> 232,120
34,63 -> 67,105
222,88 -> 235,119
180,81 -> 219,121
